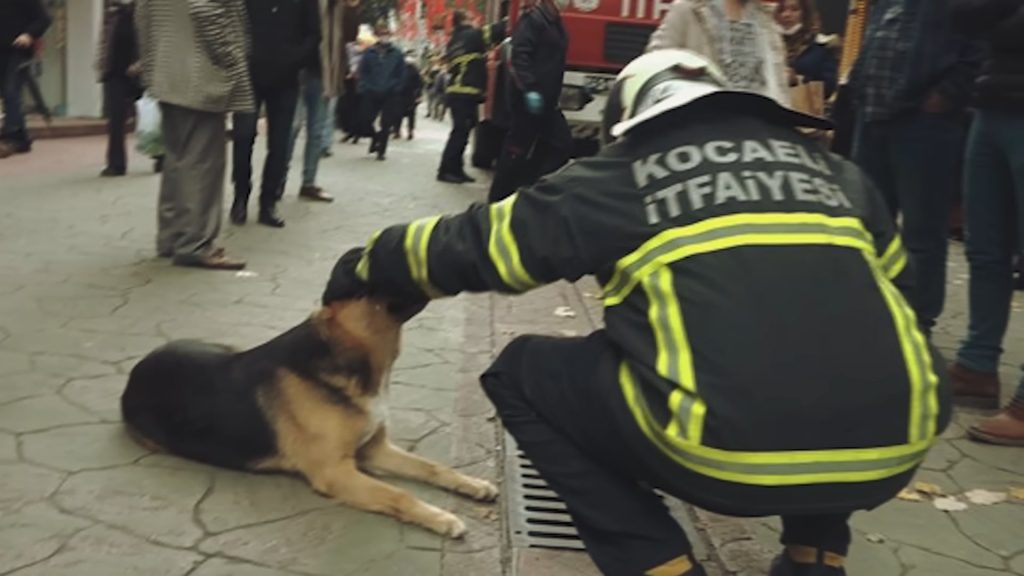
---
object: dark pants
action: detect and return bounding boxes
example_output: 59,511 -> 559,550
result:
362,93 -> 399,157
489,105 -> 572,202
232,84 -> 300,209
481,333 -> 854,575
0,51 -> 28,147
103,76 -> 132,172
852,110 -> 966,332
395,104 -> 416,137
439,95 -> 478,176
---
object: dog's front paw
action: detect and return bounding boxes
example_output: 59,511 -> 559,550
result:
457,476 -> 499,502
432,511 -> 467,538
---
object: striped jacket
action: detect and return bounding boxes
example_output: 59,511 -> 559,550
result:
346,103 -> 950,515
135,0 -> 255,113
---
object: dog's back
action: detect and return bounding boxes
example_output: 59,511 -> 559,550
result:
122,340 -> 278,470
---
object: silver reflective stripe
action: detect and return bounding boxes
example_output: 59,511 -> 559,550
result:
605,220 -> 873,302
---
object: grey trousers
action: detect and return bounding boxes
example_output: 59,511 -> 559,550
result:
157,103 -> 226,263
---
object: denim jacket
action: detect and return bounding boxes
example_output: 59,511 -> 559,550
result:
850,0 -> 984,122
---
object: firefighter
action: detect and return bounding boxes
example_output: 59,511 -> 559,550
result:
488,0 -> 572,203
323,50 -> 950,576
437,10 -> 505,184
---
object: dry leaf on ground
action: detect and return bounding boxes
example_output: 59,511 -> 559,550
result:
865,533 -> 886,544
933,497 -> 968,512
964,489 -> 1007,506
1010,487 -> 1024,502
897,488 -> 924,502
913,481 -> 944,496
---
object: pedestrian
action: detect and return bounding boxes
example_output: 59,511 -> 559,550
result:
774,0 -> 838,98
488,0 -> 571,202
96,0 -> 142,177
135,0 -> 251,269
946,0 -> 1024,445
319,0 -> 346,159
437,10 -> 505,184
394,54 -> 423,140
647,0 -> 790,105
357,23 -> 405,161
848,0 -> 983,335
0,0 -> 50,159
340,39 -> 365,144
231,0 -> 321,229
322,49 -> 950,576
430,67 -> 449,120
283,0 -> 344,204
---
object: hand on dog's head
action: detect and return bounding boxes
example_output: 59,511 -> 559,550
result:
323,247 -> 428,323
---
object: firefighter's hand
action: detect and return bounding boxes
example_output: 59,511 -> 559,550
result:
323,248 -> 371,305
12,34 -> 33,49
524,91 -> 544,115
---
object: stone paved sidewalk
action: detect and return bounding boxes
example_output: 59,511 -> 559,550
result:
0,120 -> 507,576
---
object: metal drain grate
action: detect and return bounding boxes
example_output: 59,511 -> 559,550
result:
504,433 -> 586,550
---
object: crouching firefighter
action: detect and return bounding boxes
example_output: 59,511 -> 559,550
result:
322,50 -> 951,576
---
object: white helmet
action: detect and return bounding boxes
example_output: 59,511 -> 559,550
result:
601,49 -> 831,142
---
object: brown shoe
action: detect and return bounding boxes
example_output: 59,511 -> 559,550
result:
173,248 -> 246,270
949,362 -> 1001,409
0,142 -> 14,159
298,185 -> 334,203
968,400 -> 1024,446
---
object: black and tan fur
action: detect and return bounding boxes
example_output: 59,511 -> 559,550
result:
121,299 -> 496,537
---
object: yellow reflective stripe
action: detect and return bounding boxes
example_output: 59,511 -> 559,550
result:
604,213 -> 874,305
450,52 -> 483,66
646,555 -> 693,576
643,267 -> 704,443
865,253 -> 937,443
619,362 -> 931,486
355,230 -> 382,282
488,195 -> 539,292
446,85 -> 482,95
483,26 -> 492,45
879,235 -> 908,279
403,217 -> 442,297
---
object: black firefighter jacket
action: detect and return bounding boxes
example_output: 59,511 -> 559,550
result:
352,102 -> 951,516
507,4 -> 567,108
445,21 -> 506,100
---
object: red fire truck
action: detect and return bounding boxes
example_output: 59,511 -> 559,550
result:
471,0 -> 671,167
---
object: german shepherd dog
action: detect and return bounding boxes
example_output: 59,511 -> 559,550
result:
121,298 -> 497,537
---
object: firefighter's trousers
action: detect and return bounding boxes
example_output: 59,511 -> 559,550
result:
480,333 -> 853,576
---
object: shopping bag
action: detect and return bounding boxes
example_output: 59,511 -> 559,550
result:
790,80 -> 826,118
134,92 -> 165,158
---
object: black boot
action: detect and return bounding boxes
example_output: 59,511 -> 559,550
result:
258,204 -> 285,228
770,549 -> 847,576
230,195 -> 248,225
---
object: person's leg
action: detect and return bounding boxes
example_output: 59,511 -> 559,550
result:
103,78 -> 128,174
481,335 -> 701,575
490,107 -> 542,202
376,96 -> 398,160
165,107 -> 232,263
230,87 -> 262,217
321,96 -> 337,156
529,109 -> 572,183
284,78 -> 309,193
259,84 -> 300,224
407,104 -> 416,139
889,111 -> 963,332
969,111 -> 1024,445
438,96 -> 474,177
0,51 -> 30,151
851,116 -> 896,218
302,77 -> 324,187
771,514 -> 851,575
954,110 -> 1015,390
156,103 -> 186,257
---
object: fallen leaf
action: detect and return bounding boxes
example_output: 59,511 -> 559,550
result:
933,497 -> 968,512
897,488 -> 924,502
964,489 -> 1007,506
234,270 -> 258,278
865,533 -> 886,544
1010,487 -> 1024,502
558,329 -> 579,337
913,482 -> 944,496
553,306 -> 577,318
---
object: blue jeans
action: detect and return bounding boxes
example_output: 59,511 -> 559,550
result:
286,74 -> 325,187
852,110 -> 966,332
321,96 -> 337,154
0,51 -> 28,144
956,110 -> 1024,391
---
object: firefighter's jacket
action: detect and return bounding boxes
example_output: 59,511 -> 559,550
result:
354,105 -> 951,515
445,21 -> 505,100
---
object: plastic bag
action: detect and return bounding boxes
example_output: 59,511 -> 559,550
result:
135,93 -> 165,158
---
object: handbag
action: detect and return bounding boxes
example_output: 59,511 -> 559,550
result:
790,79 -> 826,118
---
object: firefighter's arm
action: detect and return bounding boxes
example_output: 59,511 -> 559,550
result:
325,184 -> 594,304
509,17 -> 539,92
483,20 -> 508,47
859,170 -> 914,299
